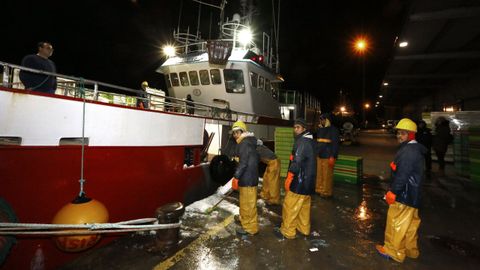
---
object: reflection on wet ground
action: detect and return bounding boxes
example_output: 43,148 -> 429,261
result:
62,130 -> 480,270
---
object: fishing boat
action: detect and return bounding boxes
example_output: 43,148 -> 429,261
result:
0,0 -> 320,269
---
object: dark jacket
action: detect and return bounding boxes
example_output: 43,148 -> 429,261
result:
186,96 -> 195,114
433,122 -> 452,153
19,54 -> 57,93
256,141 -> 277,163
288,131 -> 317,195
233,133 -> 259,187
315,125 -> 340,159
416,127 -> 432,149
390,140 -> 427,208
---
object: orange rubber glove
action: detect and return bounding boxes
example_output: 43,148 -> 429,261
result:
328,157 -> 336,168
284,172 -> 294,192
232,178 -> 239,191
385,191 -> 396,205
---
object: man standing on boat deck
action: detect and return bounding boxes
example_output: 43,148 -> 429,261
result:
185,94 -> 195,114
274,118 -> 316,240
19,41 -> 57,94
315,113 -> 340,198
257,139 -> 281,205
231,121 -> 260,236
137,81 -> 150,109
376,118 -> 426,262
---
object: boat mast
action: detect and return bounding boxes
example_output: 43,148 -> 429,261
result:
193,0 -> 227,36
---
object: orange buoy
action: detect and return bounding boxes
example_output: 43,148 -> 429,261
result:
52,195 -> 109,252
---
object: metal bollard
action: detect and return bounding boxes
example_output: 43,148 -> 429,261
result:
154,202 -> 185,251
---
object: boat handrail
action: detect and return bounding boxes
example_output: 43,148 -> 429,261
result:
0,61 -> 260,123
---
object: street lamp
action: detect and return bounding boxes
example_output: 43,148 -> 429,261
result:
353,36 -> 369,127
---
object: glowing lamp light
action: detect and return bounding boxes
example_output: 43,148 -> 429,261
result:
162,45 -> 176,57
250,55 -> 264,64
356,40 -> 366,50
444,106 -> 455,112
353,37 -> 369,54
340,106 -> 346,112
238,28 -> 252,46
383,82 -> 389,86
364,103 -> 370,109
379,95 -> 383,98
399,41 -> 408,47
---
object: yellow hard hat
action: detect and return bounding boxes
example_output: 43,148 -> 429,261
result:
232,121 -> 247,132
395,118 -> 417,132
141,81 -> 149,87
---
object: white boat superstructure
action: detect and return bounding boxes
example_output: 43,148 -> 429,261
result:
156,0 -> 283,120
158,57 -> 282,118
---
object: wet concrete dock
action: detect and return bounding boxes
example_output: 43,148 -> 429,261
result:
61,129 -> 480,270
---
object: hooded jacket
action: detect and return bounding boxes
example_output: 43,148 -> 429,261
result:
288,131 -> 317,195
390,140 -> 427,208
233,132 -> 260,187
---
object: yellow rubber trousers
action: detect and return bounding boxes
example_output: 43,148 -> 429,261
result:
280,191 -> 311,239
316,158 -> 333,196
259,158 -> 281,204
239,186 -> 258,234
383,202 -> 421,262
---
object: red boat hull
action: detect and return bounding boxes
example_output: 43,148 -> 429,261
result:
0,145 -> 208,269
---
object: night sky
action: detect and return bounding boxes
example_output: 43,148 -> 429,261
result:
3,0 -> 407,113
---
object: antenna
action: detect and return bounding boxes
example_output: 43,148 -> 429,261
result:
196,2 -> 202,37
177,0 -> 184,32
193,0 -> 227,35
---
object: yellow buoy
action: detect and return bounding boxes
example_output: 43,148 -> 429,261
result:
52,196 -> 109,252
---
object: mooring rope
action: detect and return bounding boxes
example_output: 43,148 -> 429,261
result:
0,218 -> 180,236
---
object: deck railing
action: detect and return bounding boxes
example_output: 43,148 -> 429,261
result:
0,61 -> 258,123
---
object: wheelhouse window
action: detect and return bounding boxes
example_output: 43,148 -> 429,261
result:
259,76 -> 265,90
250,72 -> 258,88
179,72 -> 190,86
210,69 -> 222,85
170,73 -> 180,87
189,71 -> 200,86
265,78 -> 271,92
199,70 -> 210,85
165,74 -> 172,88
224,69 -> 245,93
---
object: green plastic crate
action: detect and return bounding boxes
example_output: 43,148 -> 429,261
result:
275,127 -> 294,177
333,155 -> 363,184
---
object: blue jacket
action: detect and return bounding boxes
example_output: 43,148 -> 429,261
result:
288,131 -> 317,195
233,133 -> 260,187
390,140 -> 427,208
315,125 -> 339,159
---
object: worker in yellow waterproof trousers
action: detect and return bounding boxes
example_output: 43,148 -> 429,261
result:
257,139 -> 281,205
275,118 -> 317,240
376,118 -> 426,262
315,113 -> 339,197
231,121 -> 260,236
